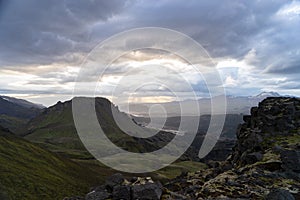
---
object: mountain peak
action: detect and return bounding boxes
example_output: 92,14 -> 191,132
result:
255,91 -> 280,98
0,95 -> 45,109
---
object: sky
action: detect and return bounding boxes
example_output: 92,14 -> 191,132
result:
0,0 -> 299,106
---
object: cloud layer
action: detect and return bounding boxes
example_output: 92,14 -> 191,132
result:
0,0 -> 299,105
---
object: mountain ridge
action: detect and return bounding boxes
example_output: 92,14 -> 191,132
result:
120,91 -> 291,117
0,96 -> 44,133
23,97 -> 176,159
0,96 -> 45,109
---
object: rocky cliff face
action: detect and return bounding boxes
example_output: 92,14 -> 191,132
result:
231,97 -> 300,167
66,97 -> 300,200
163,97 -> 300,199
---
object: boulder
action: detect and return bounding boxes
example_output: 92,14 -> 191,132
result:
266,189 -> 295,200
85,190 -> 111,200
112,185 -> 131,200
280,150 -> 300,172
132,182 -> 162,200
256,161 -> 282,171
240,152 -> 263,165
105,173 -> 124,190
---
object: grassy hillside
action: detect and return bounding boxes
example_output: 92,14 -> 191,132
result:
73,159 -> 207,184
0,126 -> 207,199
24,100 -> 91,159
0,128 -> 107,200
0,114 -> 28,134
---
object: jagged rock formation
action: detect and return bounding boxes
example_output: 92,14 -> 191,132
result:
162,97 -> 300,199
231,97 -> 300,167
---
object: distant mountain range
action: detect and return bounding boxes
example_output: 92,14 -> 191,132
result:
0,96 -> 45,109
254,91 -> 280,98
0,96 -> 45,133
0,96 -> 44,118
119,91 -> 287,117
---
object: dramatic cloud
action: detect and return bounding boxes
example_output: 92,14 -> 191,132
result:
0,0 -> 130,66
0,0 -> 299,105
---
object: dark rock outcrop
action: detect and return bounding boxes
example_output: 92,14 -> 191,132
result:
112,185 -> 131,200
86,189 -> 111,200
66,174 -> 162,200
162,97 -> 300,199
105,173 -> 125,191
132,182 -> 162,200
266,188 -> 295,200
280,149 -> 300,173
231,97 -> 300,168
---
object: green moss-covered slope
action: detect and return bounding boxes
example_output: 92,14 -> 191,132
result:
0,128 -> 105,200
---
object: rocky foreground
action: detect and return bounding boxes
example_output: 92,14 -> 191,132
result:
66,97 -> 300,200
